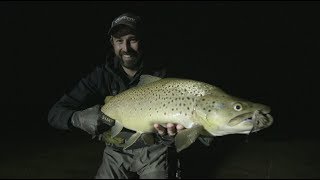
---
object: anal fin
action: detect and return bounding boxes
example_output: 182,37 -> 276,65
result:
111,121 -> 124,138
175,125 -> 203,152
123,132 -> 142,150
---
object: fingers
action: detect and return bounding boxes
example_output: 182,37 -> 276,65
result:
166,123 -> 176,136
154,123 -> 186,137
154,124 -> 166,136
176,124 -> 185,133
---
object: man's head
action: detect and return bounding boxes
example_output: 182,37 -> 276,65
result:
108,13 -> 143,70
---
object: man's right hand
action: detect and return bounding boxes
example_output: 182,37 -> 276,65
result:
71,105 -> 115,135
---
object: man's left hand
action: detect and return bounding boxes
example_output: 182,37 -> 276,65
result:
154,123 -> 185,137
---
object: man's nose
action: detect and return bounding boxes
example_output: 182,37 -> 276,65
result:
121,41 -> 130,52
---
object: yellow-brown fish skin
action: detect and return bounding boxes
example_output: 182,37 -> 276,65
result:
100,75 -> 273,151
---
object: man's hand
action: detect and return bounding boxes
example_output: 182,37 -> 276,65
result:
71,105 -> 114,135
154,123 -> 185,137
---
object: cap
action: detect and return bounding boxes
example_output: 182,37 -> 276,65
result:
108,13 -> 142,36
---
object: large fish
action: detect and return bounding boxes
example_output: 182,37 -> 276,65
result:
100,75 -> 273,152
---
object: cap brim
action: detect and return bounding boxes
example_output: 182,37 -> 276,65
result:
108,23 -> 136,36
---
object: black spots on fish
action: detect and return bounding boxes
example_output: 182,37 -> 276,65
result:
187,107 -> 190,110
172,108 -> 174,111
212,101 -> 215,104
202,98 -> 205,101
208,110 -> 211,112
183,103 -> 186,106
163,104 -> 165,107
171,100 -> 174,103
176,108 -> 178,110
185,113 -> 187,116
187,97 -> 190,100
203,108 -> 206,111
164,112 -> 167,115
179,103 -> 181,106
140,108 -> 143,110
172,93 -> 175,96
149,108 -> 152,111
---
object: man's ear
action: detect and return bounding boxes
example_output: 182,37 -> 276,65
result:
109,37 -> 114,46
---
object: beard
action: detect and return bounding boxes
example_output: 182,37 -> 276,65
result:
116,50 -> 142,70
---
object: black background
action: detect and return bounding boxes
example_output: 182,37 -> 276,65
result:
1,1 -> 319,178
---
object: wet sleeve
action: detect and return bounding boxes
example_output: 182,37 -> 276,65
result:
47,67 -> 104,130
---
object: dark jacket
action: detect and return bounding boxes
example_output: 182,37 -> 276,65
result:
48,53 -> 166,131
48,52 -> 213,147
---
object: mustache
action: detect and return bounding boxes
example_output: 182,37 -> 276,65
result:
119,50 -> 138,57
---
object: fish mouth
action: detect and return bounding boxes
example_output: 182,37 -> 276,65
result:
228,109 -> 273,132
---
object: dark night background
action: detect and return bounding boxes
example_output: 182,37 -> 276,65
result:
1,1 -> 320,178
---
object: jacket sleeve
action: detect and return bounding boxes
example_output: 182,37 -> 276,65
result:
48,67 -> 106,130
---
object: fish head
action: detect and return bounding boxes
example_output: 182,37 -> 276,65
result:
195,94 -> 273,136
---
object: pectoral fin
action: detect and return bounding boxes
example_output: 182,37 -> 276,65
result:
123,132 -> 142,150
175,125 -> 204,152
110,121 -> 123,138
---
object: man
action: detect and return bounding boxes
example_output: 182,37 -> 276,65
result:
48,13 -> 213,179
48,12 -> 187,179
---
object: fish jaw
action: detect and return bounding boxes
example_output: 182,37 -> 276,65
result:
227,107 -> 273,134
199,100 -> 273,136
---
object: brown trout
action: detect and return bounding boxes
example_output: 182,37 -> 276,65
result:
100,75 -> 273,152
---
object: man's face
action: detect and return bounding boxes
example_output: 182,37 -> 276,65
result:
111,34 -> 142,70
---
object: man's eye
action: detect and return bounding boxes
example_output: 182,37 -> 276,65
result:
116,40 -> 123,43
130,39 -> 137,43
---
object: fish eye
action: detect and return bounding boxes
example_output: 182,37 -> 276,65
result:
233,103 -> 243,111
